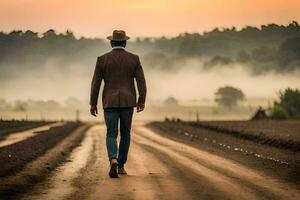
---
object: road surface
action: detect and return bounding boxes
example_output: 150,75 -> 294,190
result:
19,124 -> 300,200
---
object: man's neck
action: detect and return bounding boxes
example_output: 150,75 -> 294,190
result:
112,46 -> 125,50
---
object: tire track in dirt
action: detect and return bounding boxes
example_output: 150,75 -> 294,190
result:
133,135 -> 260,200
69,125 -> 179,200
129,140 -> 229,200
133,125 -> 300,200
67,124 -> 213,200
66,125 -> 123,200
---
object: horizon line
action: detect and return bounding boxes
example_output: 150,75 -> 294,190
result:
1,20 -> 299,40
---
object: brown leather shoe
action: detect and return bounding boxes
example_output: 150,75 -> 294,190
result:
109,159 -> 119,178
118,166 -> 127,175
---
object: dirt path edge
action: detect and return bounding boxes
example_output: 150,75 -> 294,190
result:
0,124 -> 90,200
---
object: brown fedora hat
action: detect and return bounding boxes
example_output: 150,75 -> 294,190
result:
107,30 -> 130,41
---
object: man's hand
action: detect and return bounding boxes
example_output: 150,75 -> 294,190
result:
137,104 -> 145,112
90,106 -> 98,117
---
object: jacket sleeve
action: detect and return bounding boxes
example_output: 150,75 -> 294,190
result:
90,57 -> 103,106
134,56 -> 147,106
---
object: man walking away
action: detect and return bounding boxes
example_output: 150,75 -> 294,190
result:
90,30 -> 147,178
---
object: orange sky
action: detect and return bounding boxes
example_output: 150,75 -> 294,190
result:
0,0 -> 300,38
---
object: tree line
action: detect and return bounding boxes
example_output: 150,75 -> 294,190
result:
0,21 -> 300,79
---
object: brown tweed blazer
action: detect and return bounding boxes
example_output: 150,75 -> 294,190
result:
90,48 -> 147,108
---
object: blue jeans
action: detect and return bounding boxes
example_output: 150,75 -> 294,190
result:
104,107 -> 134,167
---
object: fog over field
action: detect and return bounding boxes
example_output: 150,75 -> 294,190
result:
1,59 -> 299,103
146,62 -> 300,101
1,22 -> 300,120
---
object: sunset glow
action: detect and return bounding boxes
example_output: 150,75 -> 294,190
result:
1,0 -> 300,37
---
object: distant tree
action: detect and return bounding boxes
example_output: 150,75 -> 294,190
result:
287,21 -> 300,31
64,30 -> 75,39
204,56 -> 233,69
236,50 -> 251,63
251,46 -> 275,63
164,97 -> 179,106
215,86 -> 245,108
13,102 -> 28,120
177,36 -> 203,57
43,29 -> 57,38
13,102 -> 27,112
23,30 -> 38,39
278,37 -> 300,68
270,104 -> 289,120
270,88 -> 300,119
9,30 -> 23,37
206,28 -> 221,36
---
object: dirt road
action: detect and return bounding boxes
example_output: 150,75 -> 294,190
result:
17,124 -> 300,200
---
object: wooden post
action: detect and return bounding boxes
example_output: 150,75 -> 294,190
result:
76,109 -> 80,122
196,111 -> 199,122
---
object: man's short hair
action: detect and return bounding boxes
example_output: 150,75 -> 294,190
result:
110,40 -> 127,47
